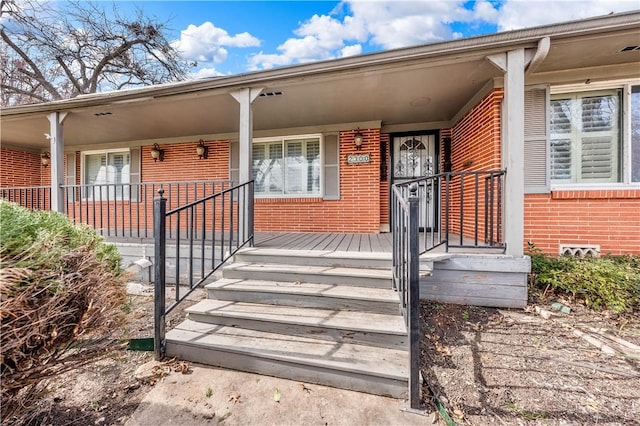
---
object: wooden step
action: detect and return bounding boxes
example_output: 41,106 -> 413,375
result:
222,262 -> 392,288
206,278 -> 401,315
165,319 -> 408,398
235,248 -> 391,269
185,299 -> 407,348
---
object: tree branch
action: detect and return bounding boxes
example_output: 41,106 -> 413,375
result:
1,29 -> 62,100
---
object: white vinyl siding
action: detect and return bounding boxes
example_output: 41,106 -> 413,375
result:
524,87 -> 550,193
253,136 -> 321,197
550,90 -> 621,184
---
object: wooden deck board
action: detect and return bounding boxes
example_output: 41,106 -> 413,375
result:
255,232 -> 393,253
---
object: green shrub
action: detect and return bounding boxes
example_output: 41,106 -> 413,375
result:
0,201 -> 127,423
528,242 -> 640,313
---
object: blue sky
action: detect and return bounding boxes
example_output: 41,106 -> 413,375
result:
113,1 -> 638,77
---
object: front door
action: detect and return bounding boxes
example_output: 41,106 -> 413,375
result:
392,132 -> 438,229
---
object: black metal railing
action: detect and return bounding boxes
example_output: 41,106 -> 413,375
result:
0,186 -> 51,210
391,169 -> 505,409
1,181 -> 235,239
394,170 -> 505,254
153,180 -> 254,360
391,183 -> 421,409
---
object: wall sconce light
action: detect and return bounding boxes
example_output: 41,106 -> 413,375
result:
354,129 -> 364,150
41,152 -> 50,167
150,143 -> 164,162
196,139 -> 208,159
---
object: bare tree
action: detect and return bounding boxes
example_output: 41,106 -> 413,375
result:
0,0 -> 189,106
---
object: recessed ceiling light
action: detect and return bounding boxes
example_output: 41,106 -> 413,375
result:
259,91 -> 283,97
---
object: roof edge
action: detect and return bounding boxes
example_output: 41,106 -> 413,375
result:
2,10 -> 639,117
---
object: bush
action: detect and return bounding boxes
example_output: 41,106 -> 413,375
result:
0,201 -> 128,424
528,242 -> 640,313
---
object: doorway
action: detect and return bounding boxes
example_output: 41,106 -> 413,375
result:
391,132 -> 439,230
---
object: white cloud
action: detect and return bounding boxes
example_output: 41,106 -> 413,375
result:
340,44 -> 362,57
189,67 -> 225,79
248,0 -> 638,71
173,22 -> 260,64
495,0 -> 639,31
248,52 -> 293,70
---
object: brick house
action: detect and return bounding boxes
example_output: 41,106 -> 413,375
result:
2,11 -> 639,272
1,12 -> 638,402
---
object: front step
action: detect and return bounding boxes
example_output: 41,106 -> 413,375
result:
235,248 -> 391,269
165,248 -> 408,399
223,262 -> 392,288
206,278 -> 400,314
184,299 -> 407,348
165,319 -> 408,398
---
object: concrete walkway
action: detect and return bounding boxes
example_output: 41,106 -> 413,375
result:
126,363 -> 436,426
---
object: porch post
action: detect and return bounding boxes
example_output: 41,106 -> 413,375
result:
230,87 -> 263,183
502,49 -> 525,257
231,87 -> 262,242
47,112 -> 68,213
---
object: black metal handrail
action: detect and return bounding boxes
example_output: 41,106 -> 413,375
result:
153,180 -> 254,360
394,170 -> 505,254
391,169 -> 505,409
391,183 -> 421,409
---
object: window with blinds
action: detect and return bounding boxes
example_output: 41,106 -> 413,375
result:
252,137 -> 321,196
550,90 -> 621,184
82,149 -> 139,200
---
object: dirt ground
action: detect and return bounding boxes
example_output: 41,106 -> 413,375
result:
27,284 -> 207,426
25,282 -> 640,426
420,299 -> 640,425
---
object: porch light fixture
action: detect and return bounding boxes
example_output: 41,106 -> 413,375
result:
150,143 -> 164,162
354,129 -> 364,150
41,152 -> 50,167
196,139 -> 208,159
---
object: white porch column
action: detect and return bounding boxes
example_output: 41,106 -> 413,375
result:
502,49 -> 525,257
231,87 -> 262,182
47,112 -> 68,213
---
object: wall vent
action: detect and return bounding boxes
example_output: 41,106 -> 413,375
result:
620,45 -> 640,52
559,244 -> 600,257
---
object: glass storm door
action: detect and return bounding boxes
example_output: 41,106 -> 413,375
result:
392,134 -> 437,229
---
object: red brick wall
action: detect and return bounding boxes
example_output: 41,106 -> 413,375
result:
141,140 -> 230,183
255,128 -> 382,233
442,89 -> 503,239
0,147 -> 44,186
525,190 -> 640,255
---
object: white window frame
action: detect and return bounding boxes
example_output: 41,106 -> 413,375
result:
81,148 -> 136,200
549,80 -> 640,190
252,134 -> 323,198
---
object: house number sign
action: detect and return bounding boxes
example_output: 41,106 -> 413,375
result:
347,153 -> 371,164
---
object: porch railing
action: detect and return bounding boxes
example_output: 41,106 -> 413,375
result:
390,183 -> 421,409
394,170 -> 505,254
0,186 -> 51,210
2,181 -> 234,239
391,169 -> 505,409
153,180 -> 254,360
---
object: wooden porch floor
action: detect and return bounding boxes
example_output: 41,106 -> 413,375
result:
254,232 -> 393,253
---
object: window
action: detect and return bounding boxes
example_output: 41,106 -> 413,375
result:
252,136 -> 321,196
550,90 -> 621,184
82,149 -> 139,200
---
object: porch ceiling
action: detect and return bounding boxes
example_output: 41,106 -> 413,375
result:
1,57 -> 498,150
